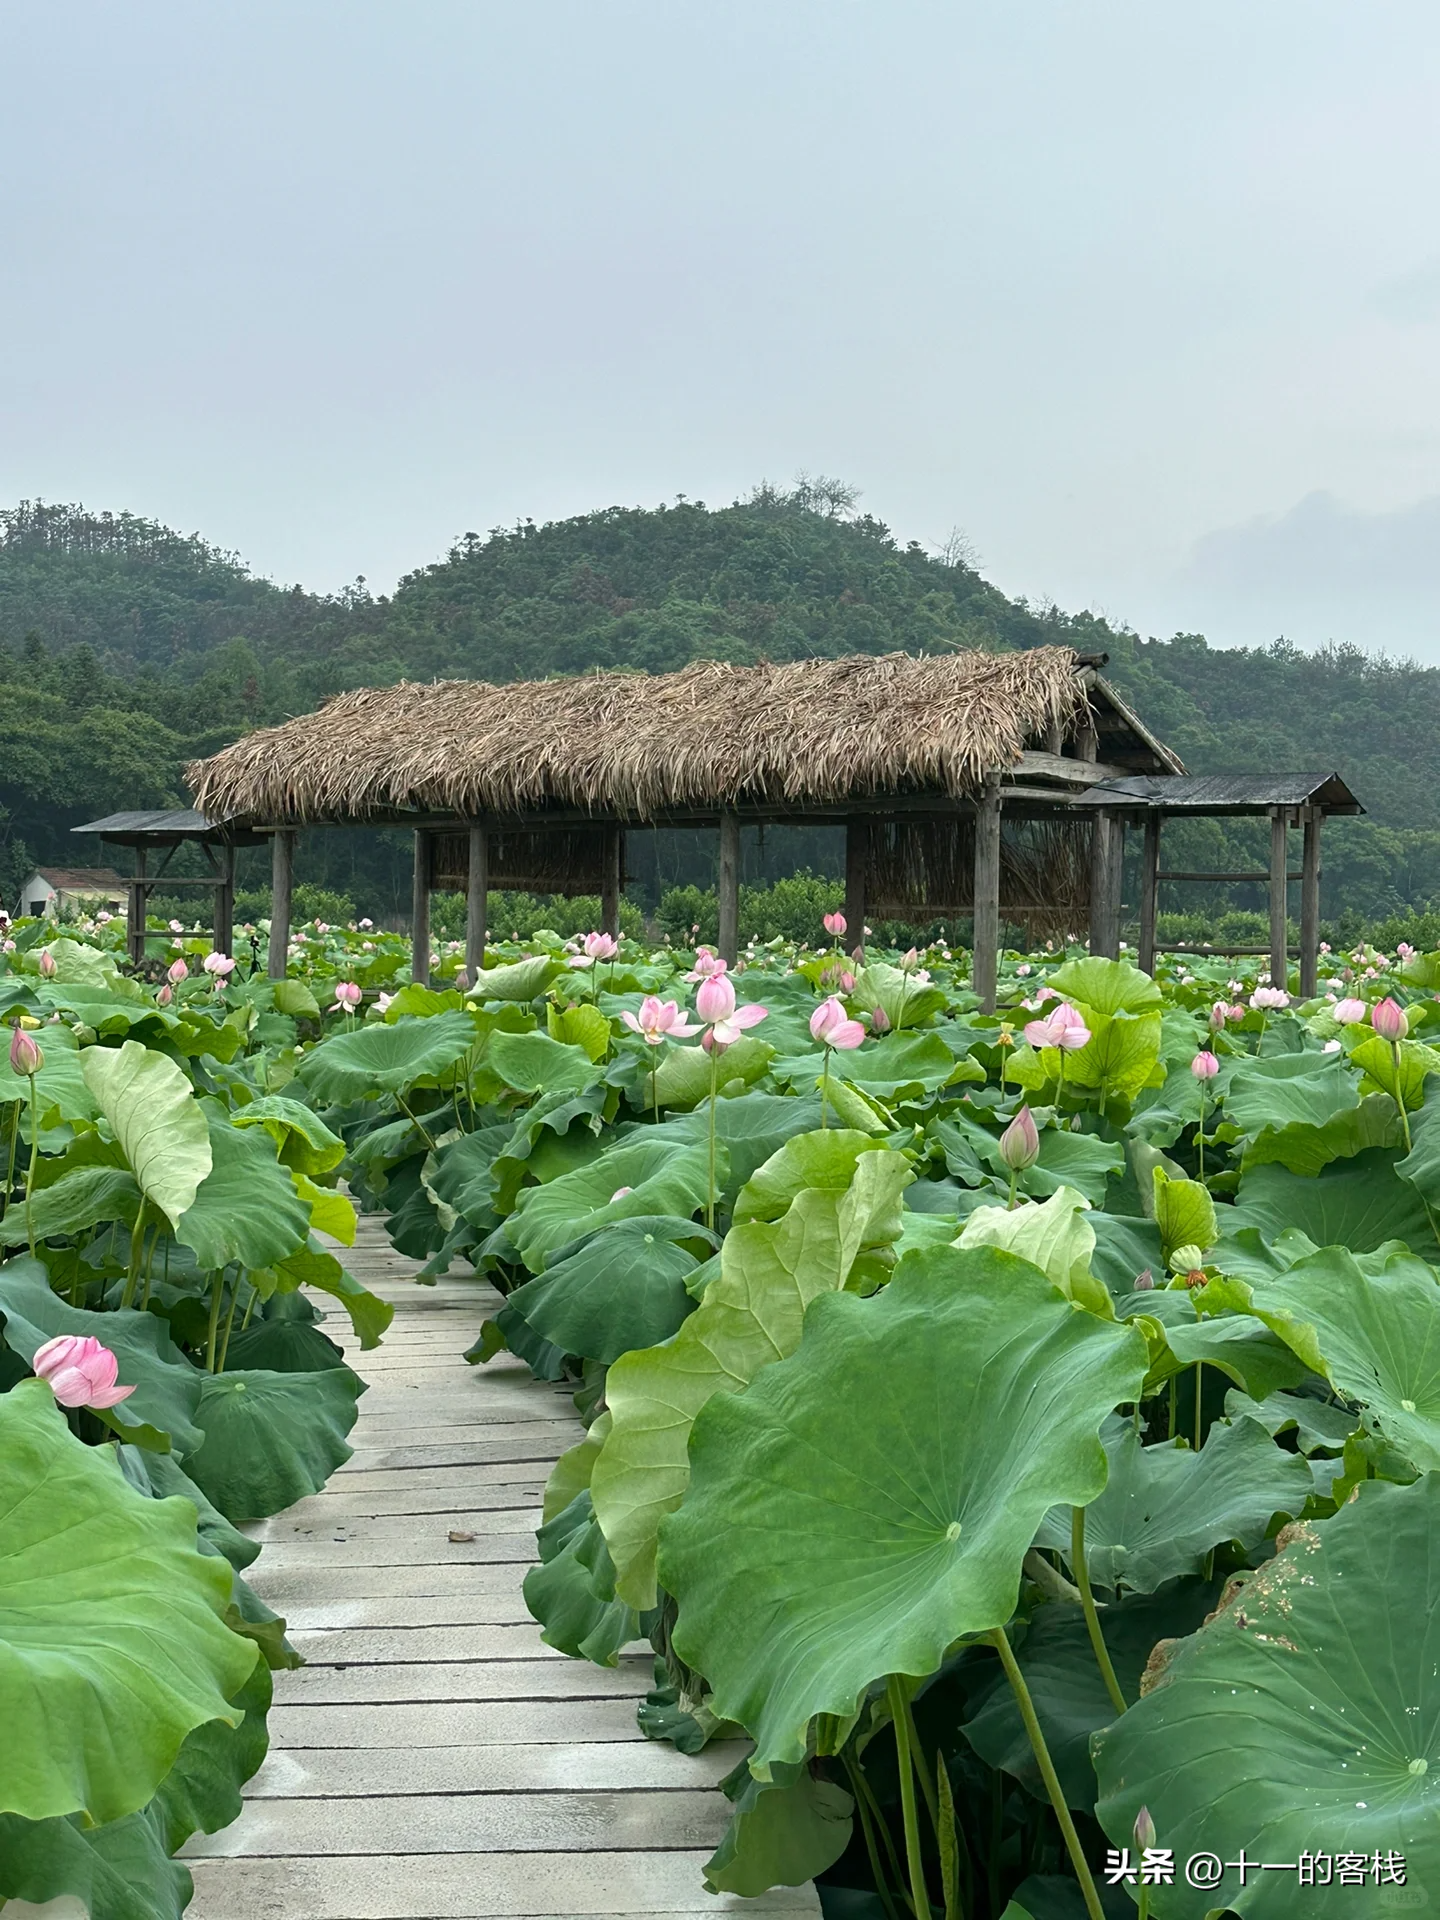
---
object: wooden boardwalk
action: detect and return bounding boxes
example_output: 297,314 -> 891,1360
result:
185,1215 -> 819,1919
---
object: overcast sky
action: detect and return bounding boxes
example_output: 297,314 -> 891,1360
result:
3,2 -> 1439,656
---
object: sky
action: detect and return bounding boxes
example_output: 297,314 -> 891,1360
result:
2,1 -> 1439,656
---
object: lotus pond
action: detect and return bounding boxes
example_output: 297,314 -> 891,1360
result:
4,909 -> 1440,1919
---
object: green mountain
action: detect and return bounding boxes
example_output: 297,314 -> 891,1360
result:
0,488 -> 1434,933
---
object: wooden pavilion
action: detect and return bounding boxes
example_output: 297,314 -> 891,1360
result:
184,647 -> 1362,1010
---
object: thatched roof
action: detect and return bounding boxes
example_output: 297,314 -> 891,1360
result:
190,648 -> 1098,826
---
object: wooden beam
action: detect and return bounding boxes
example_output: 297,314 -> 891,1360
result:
267,830 -> 293,980
717,811 -> 741,964
972,779 -> 1002,1013
1076,713 -> 1100,763
1300,805 -> 1323,998
1010,750 -> 1125,785
1269,809 -> 1290,990
600,826 -> 623,938
212,842 -> 235,960
465,825 -> 488,981
412,829 -> 431,988
128,845 -> 148,967
1137,812 -> 1160,974
844,819 -> 866,958
1089,810 -> 1122,960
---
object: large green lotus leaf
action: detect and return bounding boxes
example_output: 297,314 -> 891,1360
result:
0,1380 -> 256,1825
1396,1076 -> 1440,1210
773,1033 -> 959,1101
266,1238 -> 394,1348
0,1164 -> 141,1245
848,960 -> 948,1032
1231,1147 -> 1440,1258
0,1802 -> 190,1920
659,1244 -> 1148,1772
183,1364 -> 365,1521
1094,1475 -> 1440,1917
0,1022 -> 99,1131
1350,1030 -> 1440,1111
1089,1212 -> 1165,1296
470,953 -> 564,1001
506,1134 -> 714,1273
962,1577 -> 1220,1809
957,1187 -> 1109,1315
1033,1417 -> 1311,1592
1059,1009 -> 1164,1102
296,1010 -> 476,1102
487,1028 -> 600,1095
522,1490 -> 640,1666
547,999 -> 611,1061
0,1259 -> 206,1454
427,1120 -> 514,1227
1152,1311 -> 1313,1401
231,1093 -> 345,1175
1152,1166 -> 1218,1259
151,1652 -> 272,1851
507,1216 -> 705,1365
81,1040 -> 212,1228
175,1117 -> 311,1271
667,1091 -> 825,1204
703,1763 -> 854,1897
118,1443 -> 260,1571
1206,1244 -> 1440,1469
1024,1128 -> 1125,1206
650,1035 -> 773,1110
1225,1386 -> 1360,1454
292,1169 -> 357,1245
733,1128 -> 889,1225
271,976 -> 320,1018
1220,1048 -> 1360,1136
592,1147 -> 913,1609
542,1410 -> 610,1524
1045,956 -> 1162,1016
1242,1092 -> 1402,1176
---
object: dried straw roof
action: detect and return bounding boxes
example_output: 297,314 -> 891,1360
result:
190,648 -> 1090,825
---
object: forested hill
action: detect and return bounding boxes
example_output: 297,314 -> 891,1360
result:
1,488 -> 1437,923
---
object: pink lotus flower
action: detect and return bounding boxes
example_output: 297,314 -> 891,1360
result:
168,919 -> 185,934
695,973 -> 768,1050
1024,1002 -> 1091,1051
684,947 -> 727,984
359,917 -> 374,929
622,996 -> 702,1046
167,957 -> 189,985
32,1334 -> 135,1410
583,931 -> 618,961
1332,996 -> 1366,1024
37,949 -> 56,979
823,911 -> 847,937
334,981 -> 363,1009
156,984 -> 173,1007
1190,1050 -> 1220,1081
810,996 -> 866,1051
203,952 -> 236,977
374,992 -> 394,1014
1250,986 -> 1290,1011
998,1106 -> 1040,1171
1372,997 -> 1408,1042
9,1025 -> 43,1076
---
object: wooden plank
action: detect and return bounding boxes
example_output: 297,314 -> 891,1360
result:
1269,807 -> 1290,988
466,824 -> 488,979
717,810 -> 740,963
601,824 -> 623,938
244,1739 -> 745,1797
1137,811 -> 1160,975
266,830 -> 294,980
844,818 -> 866,956
412,829 -> 432,988
972,778 -> 1001,1013
1300,804 -> 1323,998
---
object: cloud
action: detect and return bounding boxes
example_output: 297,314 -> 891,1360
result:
1374,257 -> 1440,326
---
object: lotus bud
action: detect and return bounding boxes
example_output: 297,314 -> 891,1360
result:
1372,997 -> 1408,1042
822,911 -> 847,937
810,996 -> 848,1045
695,973 -> 737,1024
998,1106 -> 1040,1172
1209,999 -> 1229,1031
868,1005 -> 891,1033
1168,1243 -> 1205,1276
156,983 -> 173,1006
1190,1050 -> 1219,1081
31,1333 -> 135,1409
1133,1268 -> 1155,1290
1134,1806 -> 1157,1853
168,957 -> 189,985
454,968 -> 470,993
8,1024 -> 43,1076
1332,996 -> 1366,1025
37,949 -> 56,979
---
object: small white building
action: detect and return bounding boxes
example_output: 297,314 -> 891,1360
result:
15,867 -> 127,920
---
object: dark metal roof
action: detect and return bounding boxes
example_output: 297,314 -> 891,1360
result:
1077,772 -> 1363,816
73,810 -> 266,846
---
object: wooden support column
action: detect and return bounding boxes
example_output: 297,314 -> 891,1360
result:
600,826 -> 623,939
411,829 -> 432,988
1137,812 -> 1161,975
128,845 -> 148,967
972,779 -> 1002,1013
1089,810 -> 1122,960
465,825 -> 489,982
266,831 -> 293,980
1300,805 -> 1323,998
1269,808 -> 1290,989
717,811 -> 741,964
212,843 -> 235,960
844,819 -> 866,958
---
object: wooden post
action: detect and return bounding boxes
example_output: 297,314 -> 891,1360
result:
1300,805 -> 1323,998
972,780 -> 1002,1013
1076,710 -> 1099,764
1137,811 -> 1161,974
717,811 -> 741,964
212,842 -> 235,960
411,829 -> 431,988
128,844 -> 148,967
844,819 -> 866,958
600,826 -> 623,940
266,831 -> 293,980
1269,808 -> 1289,989
1089,810 -> 1121,960
465,825 -> 488,981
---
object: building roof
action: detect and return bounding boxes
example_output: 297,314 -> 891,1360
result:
188,648 -> 1180,826
72,809 -> 263,847
30,867 -> 127,891
1080,772 -> 1364,816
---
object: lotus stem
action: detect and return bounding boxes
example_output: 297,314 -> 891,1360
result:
843,1753 -> 904,1920
2,1099 -> 17,1222
1194,1361 -> 1204,1451
899,1689 -> 939,1833
217,1280 -> 242,1373
887,1675 -> 931,1920
397,1093 -> 437,1151
706,1044 -> 719,1233
22,1070 -> 39,1256
1197,1087 -> 1205,1181
820,1048 -> 831,1129
1071,1505 -> 1127,1716
987,1626 -> 1107,1920
205,1269 -> 227,1372
120,1202 -> 148,1311
241,1282 -> 258,1332
1395,1040 -> 1414,1152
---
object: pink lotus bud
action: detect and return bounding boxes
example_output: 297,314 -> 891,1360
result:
1372,997 -> 1408,1042
156,984 -> 173,1006
823,911 -> 847,937
696,973 -> 737,1024
1133,1268 -> 1155,1290
167,957 -> 189,984
454,968 -> 470,992
9,1024 -> 43,1076
998,1106 -> 1040,1172
203,952 -> 236,976
840,971 -> 855,992
868,1005 -> 891,1033
1134,1806 -> 1156,1852
37,949 -> 56,979
334,981 -> 362,1008
1190,1050 -> 1220,1081
810,996 -> 848,1045
32,1333 -> 136,1410
1332,996 -> 1366,1024
1209,1000 -> 1229,1031
901,948 -> 920,972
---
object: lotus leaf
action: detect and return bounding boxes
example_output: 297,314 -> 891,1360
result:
81,1040 -> 212,1228
296,1010 -> 476,1102
183,1365 -> 365,1521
